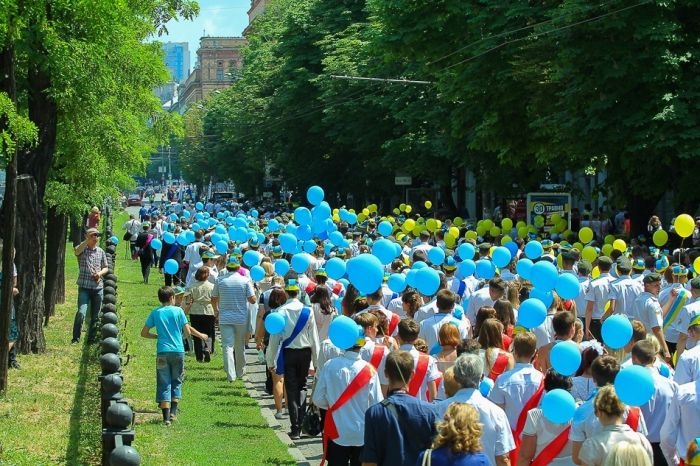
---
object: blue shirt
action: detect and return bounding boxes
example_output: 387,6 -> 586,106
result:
145,305 -> 188,353
416,447 -> 489,466
361,391 -> 438,466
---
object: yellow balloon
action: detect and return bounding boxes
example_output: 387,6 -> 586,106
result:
426,219 -> 438,232
332,208 -> 339,215
358,213 -> 367,223
483,219 -> 494,231
579,227 -> 594,243
445,233 -> 456,248
367,204 -> 376,213
490,226 -> 501,237
604,300 -> 610,312
534,216 -> 545,228
582,246 -> 598,262
393,208 -> 400,215
501,235 -> 512,245
604,235 -> 615,245
412,225 -> 423,236
349,209 -> 356,213
362,208 -> 369,216
424,201 -> 432,209
602,244 -> 613,256
557,254 -> 563,269
675,214 -> 694,238
501,218 -> 513,231
613,239 -> 627,252
449,227 -> 459,238
653,229 -> 668,247
517,227 -> 528,239
405,205 -> 412,214
489,246 -> 496,257
476,225 -> 487,236
403,219 -> 416,232
592,266 -> 601,279
551,213 -> 562,224
465,230 -> 478,240
573,242 -> 584,252
399,203 -> 406,212
694,256 -> 700,274
516,221 -> 527,229
454,217 -> 464,226
332,214 -> 340,222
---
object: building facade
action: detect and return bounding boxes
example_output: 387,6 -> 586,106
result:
248,0 -> 269,23
179,37 -> 246,111
162,42 -> 190,83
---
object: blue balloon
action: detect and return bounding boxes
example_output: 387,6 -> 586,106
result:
491,246 -> 512,268
524,241 -> 543,260
405,269 -> 419,288
517,298 -> 547,329
294,207 -> 312,226
329,230 -> 345,247
169,213 -> 178,222
164,259 -> 179,275
232,228 -> 248,243
504,241 -> 519,257
412,261 -> 428,270
150,238 -> 162,251
296,225 -> 313,241
162,232 -> 176,244
250,265 -> 266,282
428,247 -> 446,266
303,240 -> 317,253
372,239 -> 398,265
314,201 -> 331,219
268,219 -> 279,232
194,213 -> 204,222
453,305 -> 464,320
388,273 -> 407,293
329,316 -> 362,350
265,313 -> 286,335
185,230 -> 195,243
550,341 -> 582,376
475,260 -> 496,279
531,261 -> 558,291
457,260 -> 476,278
182,210 -> 191,218
530,288 -> 553,308
109,235 -> 119,245
325,257 -> 346,280
516,258 -> 534,280
177,233 -> 190,246
542,389 -> 577,424
306,185 -> 324,206
243,250 -> 261,267
215,225 -> 227,235
250,209 -> 259,218
415,268 -> 440,296
479,378 -> 494,397
457,243 -> 476,261
346,212 -> 358,225
279,233 -> 298,254
347,254 -> 384,295
291,253 -> 313,274
215,240 -> 228,255
233,217 -> 247,229
615,365 -> 655,406
195,202 -> 204,211
378,221 -> 393,237
555,273 -> 580,300
191,222 -> 201,231
602,314 -> 633,350
338,278 -> 350,289
274,259 -> 290,276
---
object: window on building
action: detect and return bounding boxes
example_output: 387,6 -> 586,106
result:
216,67 -> 224,81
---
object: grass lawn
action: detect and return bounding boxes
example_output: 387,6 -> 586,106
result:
0,210 -> 296,465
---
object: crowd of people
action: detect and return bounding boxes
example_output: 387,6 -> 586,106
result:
109,194 -> 700,466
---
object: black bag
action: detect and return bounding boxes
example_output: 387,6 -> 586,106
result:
301,404 -> 322,437
122,231 -> 131,241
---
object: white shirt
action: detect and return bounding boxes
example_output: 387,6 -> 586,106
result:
638,365 -> 678,443
399,344 -> 441,402
573,276 -> 590,319
316,339 -> 343,376
359,339 -> 389,385
466,286 -> 494,325
418,312 -> 471,353
532,313 -> 555,349
435,388 -> 515,466
522,408 -> 573,466
585,273 -> 615,319
580,424 -> 653,466
489,362 -> 544,428
674,341 -> 700,384
634,291 -> 664,333
413,298 -> 438,323
266,299 -> 321,369
387,296 -> 404,316
660,379 -> 700,464
609,275 -> 643,319
311,351 -> 383,446
570,395 -> 648,443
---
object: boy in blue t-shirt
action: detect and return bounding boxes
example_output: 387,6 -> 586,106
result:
142,286 -> 208,425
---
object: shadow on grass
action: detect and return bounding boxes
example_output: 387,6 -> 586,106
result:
212,420 -> 271,429
65,342 -> 101,465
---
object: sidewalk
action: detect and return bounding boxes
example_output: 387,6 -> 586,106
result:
242,344 -> 324,466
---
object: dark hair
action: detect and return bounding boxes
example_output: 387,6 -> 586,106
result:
412,250 -> 428,264
341,284 -> 359,317
367,289 -> 383,302
158,286 -> 175,304
268,288 -> 288,309
311,286 -> 333,314
398,318 -> 420,343
194,266 -> 210,282
576,346 -> 604,377
493,299 -> 515,328
401,290 -> 421,317
488,277 -> 506,293
474,307 -> 497,337
370,310 -> 389,337
353,296 -> 369,314
552,311 -> 576,337
631,320 -> 647,342
591,355 -> 620,387
456,338 -> 481,356
478,318 -> 504,351
544,368 -> 573,392
631,340 -> 656,365
385,350 -> 415,384
436,289 -> 456,312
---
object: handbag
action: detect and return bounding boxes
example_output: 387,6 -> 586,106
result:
301,403 -> 322,437
421,449 -> 432,466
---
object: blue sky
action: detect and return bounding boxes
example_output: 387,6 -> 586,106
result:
157,0 -> 251,68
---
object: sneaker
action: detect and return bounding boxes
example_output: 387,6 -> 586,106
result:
9,360 -> 20,370
71,339 -> 80,344
164,420 -> 171,426
288,430 -> 301,440
274,410 -> 287,420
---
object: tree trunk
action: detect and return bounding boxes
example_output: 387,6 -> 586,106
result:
15,176 -> 46,353
44,205 -> 67,325
70,216 -> 82,247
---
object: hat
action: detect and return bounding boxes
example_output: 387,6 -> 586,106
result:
632,258 -> 645,271
690,276 -> 700,290
597,256 -> 613,267
86,228 -> 101,237
442,256 -> 457,271
616,256 -> 632,270
202,250 -> 219,260
478,242 -> 492,251
248,237 -> 260,249
226,256 -> 241,269
672,264 -> 688,276
335,248 -> 347,258
174,286 -> 188,296
541,239 -> 553,249
577,259 -> 593,275
271,245 -> 283,257
643,272 -> 662,284
91,206 -> 100,214
689,311 -> 700,329
285,279 -> 300,292
314,268 -> 328,278
231,247 -> 242,258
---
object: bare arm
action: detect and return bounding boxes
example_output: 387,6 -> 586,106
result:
74,240 -> 88,257
141,325 -> 156,339
572,440 -> 583,465
247,295 -> 256,304
652,326 -> 671,360
495,454 -> 511,466
676,333 -> 688,360
585,301 -> 594,339
184,323 -> 207,341
517,435 -> 537,466
427,380 -> 437,402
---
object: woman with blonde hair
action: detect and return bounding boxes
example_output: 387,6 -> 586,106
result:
602,441 -> 652,466
417,403 -> 489,465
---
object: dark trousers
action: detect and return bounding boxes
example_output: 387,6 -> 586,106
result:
326,440 -> 361,466
164,273 -> 175,287
139,256 -> 152,283
190,314 -> 216,361
589,319 -> 602,342
667,341 -> 677,355
283,347 -> 312,432
651,442 -> 668,466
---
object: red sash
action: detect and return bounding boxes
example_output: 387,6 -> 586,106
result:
488,351 -> 509,381
509,379 -> 546,464
530,425 -> 571,466
388,312 -> 400,335
369,345 -> 384,369
408,354 -> 430,397
625,406 -> 640,431
429,376 -> 443,402
320,364 -> 374,466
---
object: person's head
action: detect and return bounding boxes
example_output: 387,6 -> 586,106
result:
397,318 -> 420,345
544,368 -> 573,392
436,289 -> 456,313
598,256 -> 613,272
603,441 -> 653,466
591,355 -> 620,387
453,353 -> 484,389
439,323 -> 461,348
552,310 -> 576,340
384,350 -> 414,386
442,367 -> 460,398
310,285 -> 333,314
401,290 -> 421,317
366,289 -> 382,305
631,339 -> 656,366
158,286 -> 175,304
594,385 -> 625,421
353,295 -> 369,314
493,299 -> 515,328
456,338 -> 481,357
419,231 -> 430,243
262,261 -> 274,277
474,306 -> 497,336
85,227 -> 100,246
355,312 -> 379,339
478,318 -> 504,350
488,278 -> 506,301
268,288 -> 288,309
432,403 -> 482,454
194,266 -> 210,282
414,338 -> 428,354
643,272 -> 662,295
573,319 -> 584,343
370,310 -> 390,337
512,332 -> 538,362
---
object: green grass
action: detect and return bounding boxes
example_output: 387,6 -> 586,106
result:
0,210 -> 296,465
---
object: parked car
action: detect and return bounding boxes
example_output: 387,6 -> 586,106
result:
127,194 -> 142,207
